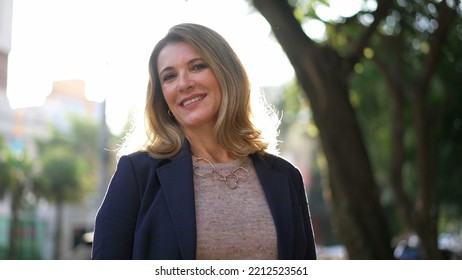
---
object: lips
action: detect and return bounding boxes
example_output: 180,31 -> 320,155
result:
181,95 -> 205,107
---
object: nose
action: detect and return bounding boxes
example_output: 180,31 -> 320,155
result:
177,72 -> 195,93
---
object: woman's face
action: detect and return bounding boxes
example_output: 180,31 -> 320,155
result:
157,41 -> 222,132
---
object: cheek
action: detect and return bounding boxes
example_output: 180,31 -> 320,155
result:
162,86 -> 176,106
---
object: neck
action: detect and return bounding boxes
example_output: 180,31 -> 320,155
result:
185,131 -> 233,164
191,145 -> 234,164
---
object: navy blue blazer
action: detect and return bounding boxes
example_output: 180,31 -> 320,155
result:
92,143 -> 316,260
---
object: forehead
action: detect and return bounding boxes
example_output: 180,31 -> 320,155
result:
157,41 -> 201,69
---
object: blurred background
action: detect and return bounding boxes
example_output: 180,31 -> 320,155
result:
0,0 -> 461,260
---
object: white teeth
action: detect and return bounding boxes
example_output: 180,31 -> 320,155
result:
182,96 -> 204,106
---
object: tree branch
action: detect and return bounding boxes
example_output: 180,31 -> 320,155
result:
345,0 -> 393,75
414,2 -> 458,91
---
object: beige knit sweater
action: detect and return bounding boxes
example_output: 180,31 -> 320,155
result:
193,156 -> 278,260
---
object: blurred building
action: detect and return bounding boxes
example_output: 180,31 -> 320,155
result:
0,0 -> 11,89
2,80 -> 101,155
1,77 -> 105,259
0,0 -> 12,144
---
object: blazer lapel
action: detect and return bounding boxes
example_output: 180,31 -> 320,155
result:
251,154 -> 295,259
157,144 -> 196,259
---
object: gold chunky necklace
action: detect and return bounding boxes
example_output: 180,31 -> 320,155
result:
191,152 -> 249,189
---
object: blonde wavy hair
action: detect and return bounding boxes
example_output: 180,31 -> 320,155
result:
125,23 -> 279,159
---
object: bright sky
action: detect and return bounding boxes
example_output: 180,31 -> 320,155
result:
7,0 -> 366,134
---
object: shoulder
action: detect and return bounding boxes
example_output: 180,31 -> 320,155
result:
251,154 -> 298,171
117,147 -> 190,175
110,151 -> 170,197
119,141 -> 191,168
116,151 -> 165,176
122,150 -> 157,164
251,152 -> 302,176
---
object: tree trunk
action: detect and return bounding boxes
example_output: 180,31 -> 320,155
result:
409,82 -> 441,259
8,185 -> 23,259
54,199 -> 63,260
252,0 -> 394,259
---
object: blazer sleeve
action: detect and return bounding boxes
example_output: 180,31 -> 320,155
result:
293,165 -> 317,259
91,155 -> 141,259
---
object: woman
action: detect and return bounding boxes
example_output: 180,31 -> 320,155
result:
91,23 -> 316,260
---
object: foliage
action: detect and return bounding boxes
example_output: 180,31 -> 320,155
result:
34,114 -> 101,202
0,136 -> 34,197
33,114 -> 104,259
0,136 -> 13,197
0,135 -> 36,259
35,145 -> 83,202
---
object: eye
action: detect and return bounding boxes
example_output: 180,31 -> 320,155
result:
161,73 -> 176,82
191,63 -> 208,71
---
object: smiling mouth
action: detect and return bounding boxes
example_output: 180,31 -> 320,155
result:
182,95 -> 205,107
